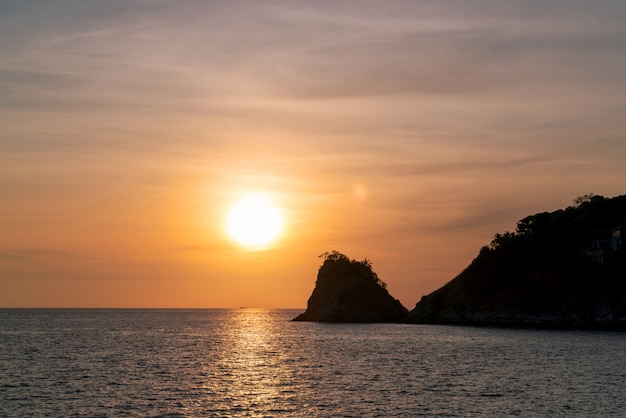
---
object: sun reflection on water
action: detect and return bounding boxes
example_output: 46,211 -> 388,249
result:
203,309 -> 297,415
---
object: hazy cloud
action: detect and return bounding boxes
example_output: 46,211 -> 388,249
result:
0,248 -> 93,263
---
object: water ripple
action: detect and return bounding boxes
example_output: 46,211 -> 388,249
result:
1,309 -> 625,416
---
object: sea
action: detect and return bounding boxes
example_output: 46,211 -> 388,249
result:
1,309 -> 625,417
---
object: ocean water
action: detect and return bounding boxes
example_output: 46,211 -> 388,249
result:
1,309 -> 625,417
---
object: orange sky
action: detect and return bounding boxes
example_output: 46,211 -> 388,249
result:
2,1 -> 626,308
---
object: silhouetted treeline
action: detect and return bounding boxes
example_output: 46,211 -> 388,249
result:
318,250 -> 388,289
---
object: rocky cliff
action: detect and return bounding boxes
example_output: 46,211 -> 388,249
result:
294,251 -> 408,323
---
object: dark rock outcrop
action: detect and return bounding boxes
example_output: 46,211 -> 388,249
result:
294,251 -> 408,323
408,194 -> 626,329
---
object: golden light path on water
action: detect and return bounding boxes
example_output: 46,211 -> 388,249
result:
202,309 -> 298,414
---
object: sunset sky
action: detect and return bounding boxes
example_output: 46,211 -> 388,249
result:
2,1 -> 625,308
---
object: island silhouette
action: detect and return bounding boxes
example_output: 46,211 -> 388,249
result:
293,251 -> 408,323
296,194 -> 626,329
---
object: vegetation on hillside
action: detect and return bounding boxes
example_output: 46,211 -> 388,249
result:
478,193 -> 625,278
409,194 -> 626,328
318,250 -> 388,289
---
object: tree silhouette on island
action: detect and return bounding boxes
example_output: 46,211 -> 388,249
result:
296,194 -> 626,329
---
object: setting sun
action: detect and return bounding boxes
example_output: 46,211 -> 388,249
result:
225,194 -> 284,249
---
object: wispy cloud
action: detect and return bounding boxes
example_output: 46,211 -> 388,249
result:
0,248 -> 95,263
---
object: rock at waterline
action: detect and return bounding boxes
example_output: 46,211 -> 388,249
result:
294,251 -> 408,323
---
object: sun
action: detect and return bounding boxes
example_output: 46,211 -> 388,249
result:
225,193 -> 284,249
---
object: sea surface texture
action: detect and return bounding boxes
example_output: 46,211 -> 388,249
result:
1,309 -> 625,417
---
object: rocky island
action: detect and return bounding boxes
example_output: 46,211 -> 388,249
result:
296,194 -> 625,328
408,194 -> 626,329
293,251 -> 408,323
294,194 -> 626,330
